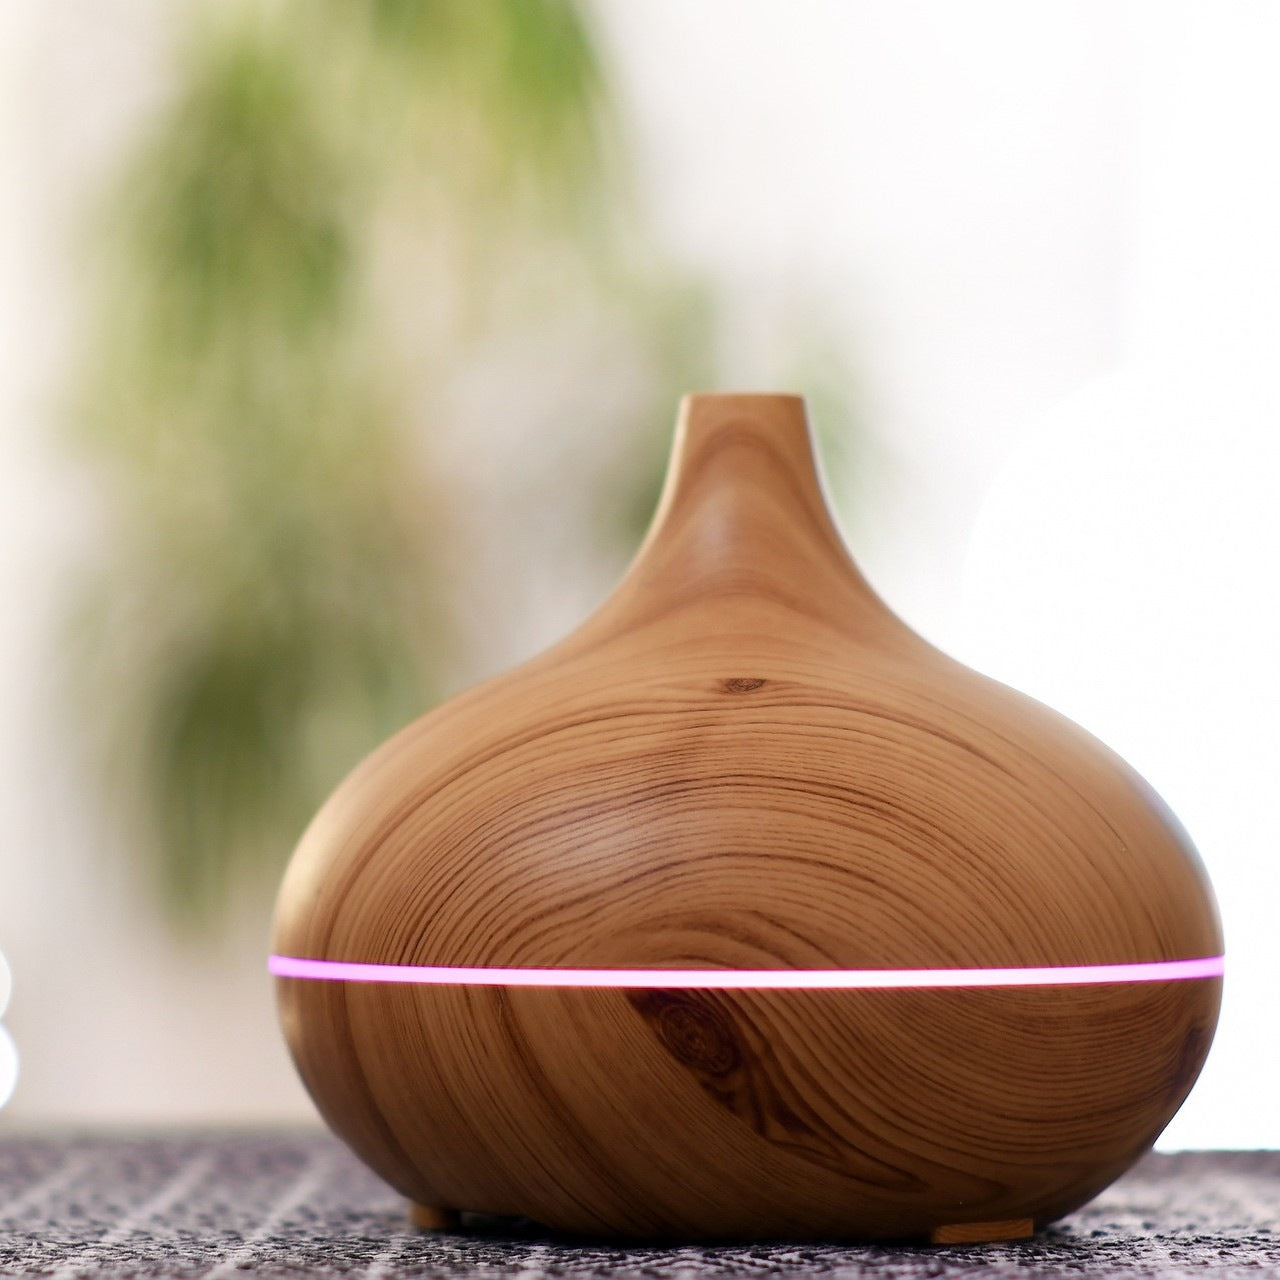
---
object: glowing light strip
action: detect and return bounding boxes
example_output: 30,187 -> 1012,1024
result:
268,953 -> 1224,989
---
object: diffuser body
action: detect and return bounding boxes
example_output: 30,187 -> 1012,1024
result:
272,394 -> 1221,1242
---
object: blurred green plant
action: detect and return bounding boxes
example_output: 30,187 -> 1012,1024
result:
73,0 -> 865,932
74,0 -> 636,929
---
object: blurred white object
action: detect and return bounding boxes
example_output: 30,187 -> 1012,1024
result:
0,1029 -> 17,1111
0,951 -> 16,1109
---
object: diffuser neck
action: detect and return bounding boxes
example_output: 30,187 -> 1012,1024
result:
593,393 -> 896,637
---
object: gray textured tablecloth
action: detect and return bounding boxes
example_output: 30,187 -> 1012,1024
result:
0,1135 -> 1276,1278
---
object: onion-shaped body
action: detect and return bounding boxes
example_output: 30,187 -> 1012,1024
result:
273,394 -> 1221,1241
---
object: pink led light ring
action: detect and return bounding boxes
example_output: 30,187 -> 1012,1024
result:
268,953 -> 1224,989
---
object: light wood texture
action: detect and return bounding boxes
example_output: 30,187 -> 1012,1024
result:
273,393 -> 1221,1242
931,1219 -> 1034,1245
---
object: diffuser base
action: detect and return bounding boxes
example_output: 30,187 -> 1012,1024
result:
931,1218 -> 1035,1244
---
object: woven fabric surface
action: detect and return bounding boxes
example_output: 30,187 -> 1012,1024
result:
0,1136 -> 1276,1279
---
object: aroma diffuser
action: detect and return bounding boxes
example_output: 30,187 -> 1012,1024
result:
272,393 -> 1222,1243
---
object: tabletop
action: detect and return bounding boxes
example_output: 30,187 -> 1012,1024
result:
0,1134 -> 1276,1278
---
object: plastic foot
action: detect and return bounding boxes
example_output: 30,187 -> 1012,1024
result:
410,1203 -> 461,1231
931,1217 -> 1034,1244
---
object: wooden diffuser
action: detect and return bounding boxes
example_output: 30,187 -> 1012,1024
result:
272,393 -> 1222,1243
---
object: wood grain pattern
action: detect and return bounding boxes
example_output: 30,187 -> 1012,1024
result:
931,1219 -> 1033,1245
273,393 -> 1222,1241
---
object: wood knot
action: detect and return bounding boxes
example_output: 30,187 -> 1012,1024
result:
629,991 -> 741,1077
720,677 -> 767,694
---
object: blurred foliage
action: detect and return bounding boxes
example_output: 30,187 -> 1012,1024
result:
74,0 -> 629,929
73,0 -> 864,932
